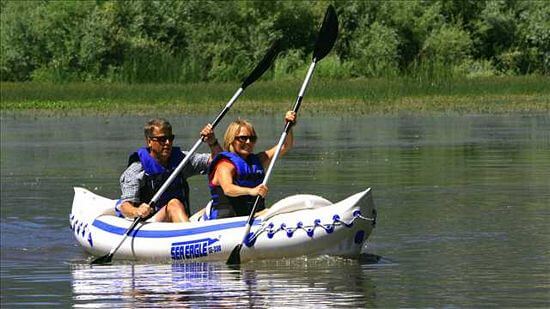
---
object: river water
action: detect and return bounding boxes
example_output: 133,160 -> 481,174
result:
1,113 -> 549,307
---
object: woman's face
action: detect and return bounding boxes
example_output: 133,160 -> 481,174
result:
232,126 -> 256,157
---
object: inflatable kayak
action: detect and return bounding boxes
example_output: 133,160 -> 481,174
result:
70,187 -> 376,263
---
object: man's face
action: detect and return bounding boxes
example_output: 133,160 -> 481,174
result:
147,126 -> 174,163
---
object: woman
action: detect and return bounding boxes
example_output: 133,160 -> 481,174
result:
206,111 -> 297,219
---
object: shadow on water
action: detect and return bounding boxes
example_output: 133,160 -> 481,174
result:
358,252 -> 395,266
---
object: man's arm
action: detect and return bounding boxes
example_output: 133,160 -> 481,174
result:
200,123 -> 223,162
119,201 -> 152,219
118,162 -> 150,218
206,138 -> 223,162
180,123 -> 222,177
181,152 -> 212,177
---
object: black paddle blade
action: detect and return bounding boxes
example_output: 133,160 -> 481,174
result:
90,253 -> 113,265
226,243 -> 243,265
241,40 -> 281,89
313,5 -> 339,62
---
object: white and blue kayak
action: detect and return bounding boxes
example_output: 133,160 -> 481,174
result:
70,187 -> 377,263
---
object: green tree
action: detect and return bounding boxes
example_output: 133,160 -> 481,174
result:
472,1 -> 517,72
515,1 -> 550,74
1,0 -> 548,83
349,21 -> 400,77
1,1 -> 45,81
422,24 -> 472,66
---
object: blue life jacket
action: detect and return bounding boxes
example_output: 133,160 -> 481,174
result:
207,151 -> 265,219
128,146 -> 190,214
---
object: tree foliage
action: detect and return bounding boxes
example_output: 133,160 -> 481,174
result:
1,0 -> 548,83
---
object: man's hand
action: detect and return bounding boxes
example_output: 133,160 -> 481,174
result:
201,123 -> 217,146
135,203 -> 152,218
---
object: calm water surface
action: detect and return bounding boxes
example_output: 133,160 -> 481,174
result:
1,114 -> 549,307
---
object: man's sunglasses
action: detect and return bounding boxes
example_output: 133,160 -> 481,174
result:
234,135 -> 257,143
149,135 -> 175,143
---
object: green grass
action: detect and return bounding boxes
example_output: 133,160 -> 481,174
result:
1,76 -> 549,115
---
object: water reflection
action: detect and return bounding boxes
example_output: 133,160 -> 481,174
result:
71,256 -> 383,308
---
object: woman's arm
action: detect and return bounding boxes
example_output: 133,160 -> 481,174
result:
214,161 -> 267,198
259,111 -> 296,168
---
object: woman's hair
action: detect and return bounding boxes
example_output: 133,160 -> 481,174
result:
223,119 -> 257,152
144,118 -> 172,138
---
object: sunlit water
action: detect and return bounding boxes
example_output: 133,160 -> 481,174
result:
1,113 -> 549,307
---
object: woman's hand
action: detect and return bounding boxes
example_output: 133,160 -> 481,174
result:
249,184 -> 268,198
285,111 -> 297,125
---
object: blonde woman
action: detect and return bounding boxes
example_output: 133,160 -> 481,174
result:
206,111 -> 296,219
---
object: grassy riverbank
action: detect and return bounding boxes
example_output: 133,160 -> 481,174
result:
1,76 -> 549,115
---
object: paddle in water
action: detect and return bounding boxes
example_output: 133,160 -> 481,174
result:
91,41 -> 281,265
227,5 -> 339,265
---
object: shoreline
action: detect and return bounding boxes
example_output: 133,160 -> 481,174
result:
2,95 -> 549,117
1,77 -> 549,116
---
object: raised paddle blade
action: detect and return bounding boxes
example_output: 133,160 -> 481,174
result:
225,7 -> 338,267
90,253 -> 113,265
312,5 -> 339,62
241,40 -> 281,89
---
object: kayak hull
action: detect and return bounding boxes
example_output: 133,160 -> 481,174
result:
70,187 -> 376,263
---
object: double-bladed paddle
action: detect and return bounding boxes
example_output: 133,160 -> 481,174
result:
91,41 -> 281,265
226,5 -> 339,265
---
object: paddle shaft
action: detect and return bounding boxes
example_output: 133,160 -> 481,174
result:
227,6 -> 338,265
91,41 -> 280,265
264,60 -> 317,184
141,39 -> 280,210
150,39 -> 281,207
238,4 -> 337,229
92,88 -> 243,264
149,87 -> 243,207
102,216 -> 141,259
239,59 -> 318,241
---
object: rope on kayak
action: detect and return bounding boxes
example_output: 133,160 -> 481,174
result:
353,209 -> 377,227
69,214 -> 93,246
245,209 -> 376,247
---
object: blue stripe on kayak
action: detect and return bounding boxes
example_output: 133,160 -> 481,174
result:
91,218 -> 261,238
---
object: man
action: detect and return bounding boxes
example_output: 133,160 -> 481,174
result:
117,118 -> 222,222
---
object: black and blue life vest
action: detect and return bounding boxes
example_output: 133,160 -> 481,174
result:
207,151 -> 265,219
128,146 -> 190,214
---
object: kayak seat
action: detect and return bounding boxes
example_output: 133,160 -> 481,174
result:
261,194 -> 332,221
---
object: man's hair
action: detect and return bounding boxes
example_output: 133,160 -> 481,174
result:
144,118 -> 172,138
223,119 -> 257,152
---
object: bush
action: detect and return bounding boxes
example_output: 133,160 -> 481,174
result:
119,38 -> 185,83
273,49 -> 306,80
454,59 -> 496,78
472,1 -> 517,68
315,55 -> 353,79
516,1 -> 550,74
422,24 -> 472,66
0,2 -> 45,81
1,0 -> 548,83
349,22 -> 400,78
